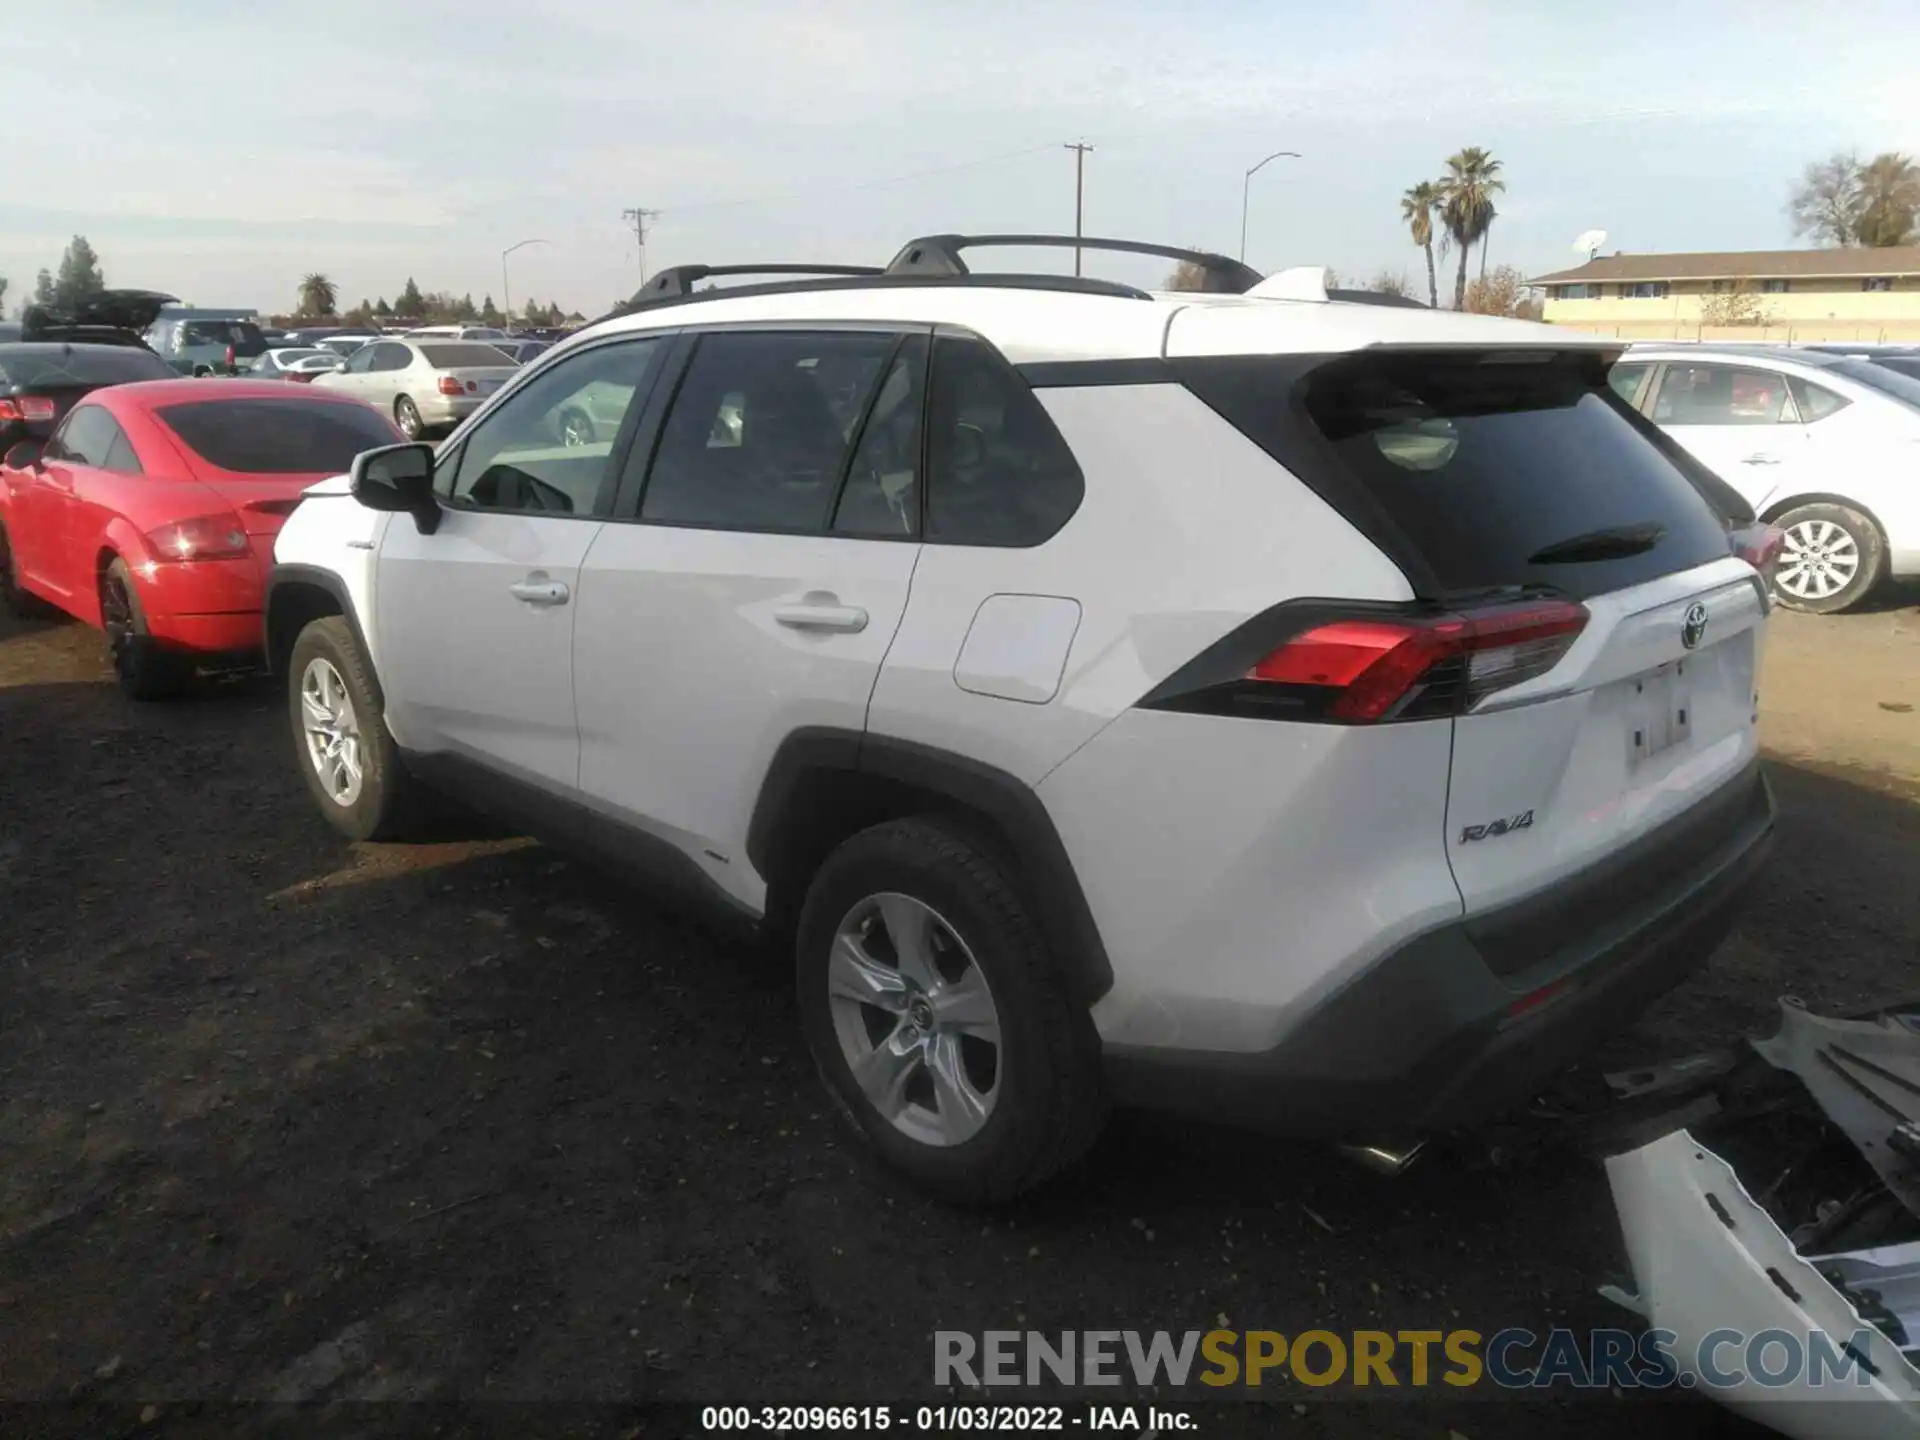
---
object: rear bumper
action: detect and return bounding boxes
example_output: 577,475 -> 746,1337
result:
417,392 -> 485,427
132,556 -> 267,659
1105,761 -> 1776,1136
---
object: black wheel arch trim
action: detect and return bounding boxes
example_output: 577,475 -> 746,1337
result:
747,728 -> 1115,1006
264,564 -> 380,701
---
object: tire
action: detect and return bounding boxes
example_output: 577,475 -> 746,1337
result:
557,408 -> 594,448
100,558 -> 189,700
395,395 -> 424,440
0,521 -> 58,620
1769,502 -> 1884,614
287,615 -> 425,841
795,816 -> 1107,1204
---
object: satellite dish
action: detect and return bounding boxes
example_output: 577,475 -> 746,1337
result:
1573,230 -> 1607,261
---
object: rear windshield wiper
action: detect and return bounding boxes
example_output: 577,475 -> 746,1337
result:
1528,522 -> 1665,565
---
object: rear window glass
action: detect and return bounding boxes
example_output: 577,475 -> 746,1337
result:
1829,357 -> 1920,410
156,399 -> 402,473
421,343 -> 513,368
180,321 -> 268,356
0,347 -> 178,387
1177,350 -> 1740,601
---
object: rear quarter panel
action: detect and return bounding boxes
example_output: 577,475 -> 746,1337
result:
866,381 -> 1413,785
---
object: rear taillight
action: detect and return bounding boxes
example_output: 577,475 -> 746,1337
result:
225,345 -> 237,371
1245,599 -> 1590,723
1731,522 -> 1785,573
437,375 -> 463,396
0,396 -> 56,423
287,372 -> 317,383
245,497 -> 302,518
144,515 -> 251,562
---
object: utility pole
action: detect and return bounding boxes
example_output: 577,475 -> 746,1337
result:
1063,141 -> 1094,275
621,206 -> 660,283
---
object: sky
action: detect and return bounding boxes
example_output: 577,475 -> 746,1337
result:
6,0 -> 1920,316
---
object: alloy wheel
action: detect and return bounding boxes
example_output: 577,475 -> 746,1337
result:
826,892 -> 1003,1148
396,398 -> 422,439
300,657 -> 365,807
101,577 -> 135,673
1776,519 -> 1861,602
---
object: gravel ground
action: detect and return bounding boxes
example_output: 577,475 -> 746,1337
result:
2,588 -> 1916,1439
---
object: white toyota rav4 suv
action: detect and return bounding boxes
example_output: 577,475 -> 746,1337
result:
267,235 -> 1778,1202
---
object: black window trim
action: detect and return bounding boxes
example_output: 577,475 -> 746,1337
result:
435,329 -> 680,522
825,331 -> 925,542
612,320 -> 934,539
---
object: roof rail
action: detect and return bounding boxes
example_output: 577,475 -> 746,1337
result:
629,263 -> 883,304
886,234 -> 1261,294
593,270 -> 1153,326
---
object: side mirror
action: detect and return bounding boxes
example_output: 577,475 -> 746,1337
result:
349,442 -> 440,534
5,438 -> 45,470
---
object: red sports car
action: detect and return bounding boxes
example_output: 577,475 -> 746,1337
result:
0,380 -> 403,698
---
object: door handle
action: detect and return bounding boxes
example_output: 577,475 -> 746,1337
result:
508,576 -> 570,606
774,601 -> 869,633
1740,454 -> 1780,465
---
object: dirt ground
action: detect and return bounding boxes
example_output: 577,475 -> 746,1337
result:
1,585 -> 1917,1439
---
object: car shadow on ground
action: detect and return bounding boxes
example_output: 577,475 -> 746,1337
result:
1,668 -> 1911,1436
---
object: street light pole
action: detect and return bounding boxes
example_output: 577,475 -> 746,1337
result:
501,238 -> 550,323
1239,150 -> 1301,263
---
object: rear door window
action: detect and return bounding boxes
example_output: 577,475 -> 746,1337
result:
369,344 -> 413,373
1176,349 -> 1739,601
639,330 -> 895,533
924,334 -> 1085,547
1651,364 -> 1794,425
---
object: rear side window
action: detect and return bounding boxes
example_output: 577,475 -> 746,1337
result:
1607,362 -> 1650,405
50,405 -> 122,466
157,400 -> 404,473
925,335 -> 1084,547
641,330 -> 896,532
1787,376 -> 1850,422
1177,350 -> 1739,601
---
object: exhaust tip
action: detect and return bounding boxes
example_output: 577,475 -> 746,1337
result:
1335,1138 -> 1428,1177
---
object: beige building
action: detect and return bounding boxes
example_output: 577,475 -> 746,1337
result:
1532,246 -> 1920,342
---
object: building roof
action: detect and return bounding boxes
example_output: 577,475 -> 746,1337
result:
1532,246 -> 1920,285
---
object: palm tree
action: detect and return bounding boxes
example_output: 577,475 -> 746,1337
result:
1856,152 -> 1920,246
1400,182 -> 1441,308
1437,148 -> 1505,309
297,272 -> 339,318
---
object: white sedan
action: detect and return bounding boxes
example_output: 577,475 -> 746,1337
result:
1614,345 -> 1920,612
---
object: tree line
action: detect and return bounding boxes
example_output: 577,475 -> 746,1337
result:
5,237 -> 585,330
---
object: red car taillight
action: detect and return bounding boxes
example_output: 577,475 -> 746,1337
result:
437,375 -> 463,396
0,396 -> 57,423
144,515 -> 252,562
1245,598 -> 1590,722
1731,522 -> 1785,572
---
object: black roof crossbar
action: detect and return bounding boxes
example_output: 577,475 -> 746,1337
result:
1325,289 -> 1430,310
628,263 -> 883,304
886,234 -> 1262,294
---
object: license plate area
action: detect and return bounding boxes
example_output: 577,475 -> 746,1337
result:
1628,659 -> 1693,767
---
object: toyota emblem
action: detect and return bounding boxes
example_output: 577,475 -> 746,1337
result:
1681,601 -> 1709,650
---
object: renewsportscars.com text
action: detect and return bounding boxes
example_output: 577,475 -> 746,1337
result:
934,1327 -> 1883,1391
